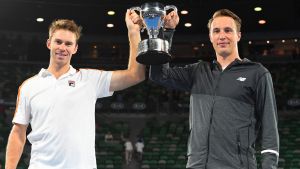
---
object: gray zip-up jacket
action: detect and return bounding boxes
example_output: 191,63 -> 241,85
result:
149,58 -> 279,169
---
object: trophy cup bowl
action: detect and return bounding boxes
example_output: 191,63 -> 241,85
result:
130,2 -> 177,65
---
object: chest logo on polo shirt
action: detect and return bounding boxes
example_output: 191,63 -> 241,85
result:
236,77 -> 246,82
68,80 -> 75,87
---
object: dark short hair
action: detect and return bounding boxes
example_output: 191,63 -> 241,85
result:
207,9 -> 242,32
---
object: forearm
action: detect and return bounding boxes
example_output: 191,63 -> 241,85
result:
257,73 -> 279,169
261,153 -> 278,169
161,28 -> 175,50
127,31 -> 145,83
5,126 -> 27,169
149,64 -> 168,83
260,121 -> 279,169
109,31 -> 145,91
149,64 -> 192,91
109,10 -> 147,92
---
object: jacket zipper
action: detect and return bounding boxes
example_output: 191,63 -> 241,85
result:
205,70 -> 223,166
205,105 -> 214,167
237,133 -> 244,166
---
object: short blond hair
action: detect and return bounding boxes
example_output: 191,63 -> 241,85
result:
48,19 -> 82,43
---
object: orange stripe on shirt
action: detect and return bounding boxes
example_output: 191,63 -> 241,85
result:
13,75 -> 37,118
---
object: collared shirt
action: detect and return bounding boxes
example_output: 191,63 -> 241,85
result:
13,65 -> 113,169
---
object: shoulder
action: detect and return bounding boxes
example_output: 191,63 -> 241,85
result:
187,60 -> 211,74
19,74 -> 39,92
78,68 -> 111,77
252,63 -> 270,79
181,60 -> 209,69
240,58 -> 270,74
192,60 -> 209,66
79,68 -> 102,74
240,59 -> 272,84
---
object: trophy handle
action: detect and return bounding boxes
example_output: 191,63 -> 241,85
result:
129,6 -> 142,13
162,5 -> 177,30
164,5 -> 178,13
129,7 -> 145,32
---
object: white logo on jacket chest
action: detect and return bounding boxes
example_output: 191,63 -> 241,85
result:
236,77 -> 247,82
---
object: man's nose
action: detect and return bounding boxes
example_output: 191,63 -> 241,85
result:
58,44 -> 67,50
218,31 -> 226,39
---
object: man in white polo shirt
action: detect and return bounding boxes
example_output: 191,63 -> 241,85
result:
5,10 -> 179,169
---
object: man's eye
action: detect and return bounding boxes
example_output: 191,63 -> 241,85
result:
225,28 -> 233,33
55,40 -> 62,44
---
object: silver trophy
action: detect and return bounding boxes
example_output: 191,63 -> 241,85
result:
130,2 -> 177,65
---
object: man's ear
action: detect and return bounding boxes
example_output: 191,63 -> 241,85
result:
237,32 -> 241,42
46,39 -> 51,49
72,44 -> 78,54
209,33 -> 213,43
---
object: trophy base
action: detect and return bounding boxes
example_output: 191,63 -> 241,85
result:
136,38 -> 171,65
137,51 -> 171,65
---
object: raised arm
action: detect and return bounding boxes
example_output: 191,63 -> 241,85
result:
5,123 -> 28,169
109,10 -> 145,92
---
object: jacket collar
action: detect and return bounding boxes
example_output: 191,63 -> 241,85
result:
212,58 -> 252,71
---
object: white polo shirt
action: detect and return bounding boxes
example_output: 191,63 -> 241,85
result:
13,66 -> 113,169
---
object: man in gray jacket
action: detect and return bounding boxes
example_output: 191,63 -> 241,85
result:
150,9 -> 279,169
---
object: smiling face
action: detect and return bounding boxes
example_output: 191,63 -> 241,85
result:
209,16 -> 241,58
47,29 -> 78,67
